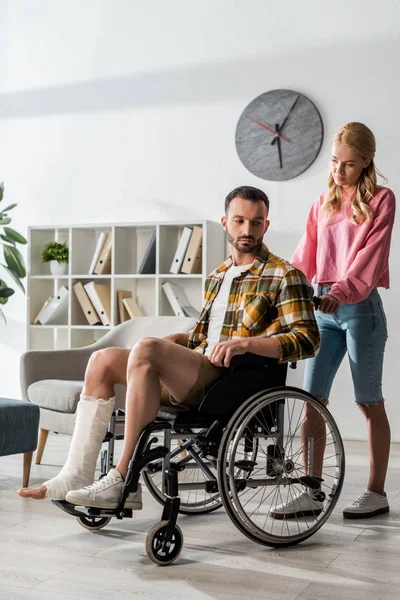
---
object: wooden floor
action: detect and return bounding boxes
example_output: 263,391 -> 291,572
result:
1,435 -> 399,600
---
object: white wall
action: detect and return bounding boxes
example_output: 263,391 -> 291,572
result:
0,0 -> 399,440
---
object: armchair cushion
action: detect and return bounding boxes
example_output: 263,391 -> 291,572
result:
28,379 -> 83,414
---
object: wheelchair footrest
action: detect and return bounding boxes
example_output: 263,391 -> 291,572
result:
234,460 -> 257,472
87,507 -> 133,519
52,500 -> 133,519
52,500 -> 87,518
298,476 -> 324,490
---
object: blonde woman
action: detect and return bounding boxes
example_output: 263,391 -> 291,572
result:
271,122 -> 396,520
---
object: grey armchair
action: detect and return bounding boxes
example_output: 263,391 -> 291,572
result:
20,316 -> 197,471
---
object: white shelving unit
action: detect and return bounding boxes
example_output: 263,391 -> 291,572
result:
27,220 -> 225,351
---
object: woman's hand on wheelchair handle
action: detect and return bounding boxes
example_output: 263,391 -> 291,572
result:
208,339 -> 247,368
317,294 -> 341,314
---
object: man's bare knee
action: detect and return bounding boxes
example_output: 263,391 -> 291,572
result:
128,338 -> 164,369
86,348 -> 127,386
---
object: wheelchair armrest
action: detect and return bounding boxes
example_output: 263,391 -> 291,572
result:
229,352 -> 278,371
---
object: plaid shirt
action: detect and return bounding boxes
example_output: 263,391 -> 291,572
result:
187,244 -> 320,364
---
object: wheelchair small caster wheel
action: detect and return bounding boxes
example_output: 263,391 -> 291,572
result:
76,515 -> 112,531
145,520 -> 183,565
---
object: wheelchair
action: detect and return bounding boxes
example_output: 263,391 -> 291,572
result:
53,353 -> 345,565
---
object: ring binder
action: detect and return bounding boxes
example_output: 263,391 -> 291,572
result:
181,226 -> 203,274
73,282 -> 101,325
84,282 -> 111,326
94,232 -> 112,275
169,227 -> 192,274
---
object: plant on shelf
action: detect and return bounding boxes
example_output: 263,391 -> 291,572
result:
41,241 -> 69,276
0,182 -> 27,324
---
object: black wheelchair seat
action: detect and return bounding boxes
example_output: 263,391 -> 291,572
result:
156,405 -> 187,421
156,406 -> 217,429
156,353 -> 288,425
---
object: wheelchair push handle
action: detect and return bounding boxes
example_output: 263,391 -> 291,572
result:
313,295 -> 321,310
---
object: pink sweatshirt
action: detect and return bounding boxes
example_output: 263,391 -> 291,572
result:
291,186 -> 396,304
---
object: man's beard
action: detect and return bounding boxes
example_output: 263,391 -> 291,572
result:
225,230 -> 263,254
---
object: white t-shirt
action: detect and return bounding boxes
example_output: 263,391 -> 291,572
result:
204,263 -> 252,356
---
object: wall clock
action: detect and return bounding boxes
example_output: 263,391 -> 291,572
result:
235,89 -> 323,181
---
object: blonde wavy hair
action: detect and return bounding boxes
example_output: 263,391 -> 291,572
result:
321,122 -> 381,225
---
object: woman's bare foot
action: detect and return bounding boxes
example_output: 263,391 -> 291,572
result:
18,485 -> 47,499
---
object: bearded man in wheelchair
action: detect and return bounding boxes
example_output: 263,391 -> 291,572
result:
19,186 -> 344,555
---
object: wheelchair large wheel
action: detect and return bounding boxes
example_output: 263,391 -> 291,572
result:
218,387 -> 345,547
143,430 -> 259,515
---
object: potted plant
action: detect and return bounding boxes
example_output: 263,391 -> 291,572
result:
41,241 -> 69,276
0,182 -> 27,324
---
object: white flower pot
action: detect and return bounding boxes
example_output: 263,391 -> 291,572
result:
50,260 -> 68,276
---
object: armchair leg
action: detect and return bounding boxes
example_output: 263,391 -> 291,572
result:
23,452 -> 34,488
35,428 -> 50,465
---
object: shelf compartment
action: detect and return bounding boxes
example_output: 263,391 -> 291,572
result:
71,277 -> 112,327
158,276 -> 202,318
29,228 -> 69,276
71,227 -> 112,276
29,278 -> 69,326
114,226 -> 156,275
114,277 -> 156,324
158,224 -> 203,276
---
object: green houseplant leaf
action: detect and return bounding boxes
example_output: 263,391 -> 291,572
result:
1,264 -> 25,293
0,234 -> 16,245
0,182 -> 26,321
4,245 -> 26,278
0,280 -> 15,303
0,204 -> 17,214
3,227 -> 27,244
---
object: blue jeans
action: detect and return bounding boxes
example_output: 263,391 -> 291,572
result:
303,286 -> 388,404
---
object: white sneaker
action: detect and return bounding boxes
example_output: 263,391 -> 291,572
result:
343,489 -> 389,519
269,490 -> 324,520
65,468 -> 143,510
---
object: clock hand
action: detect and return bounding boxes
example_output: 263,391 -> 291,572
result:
276,124 -> 283,169
246,115 -> 290,143
271,95 -> 300,145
